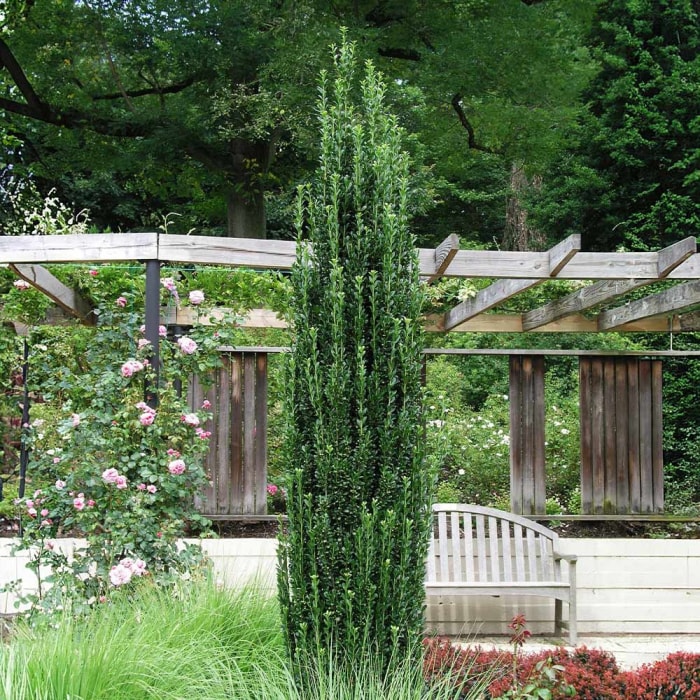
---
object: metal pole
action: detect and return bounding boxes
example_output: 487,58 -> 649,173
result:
144,260 -> 161,408
18,338 -> 30,499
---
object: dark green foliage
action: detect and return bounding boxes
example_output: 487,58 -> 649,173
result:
277,41 -> 432,675
534,0 -> 700,251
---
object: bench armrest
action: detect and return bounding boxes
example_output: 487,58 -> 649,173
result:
553,552 -> 577,563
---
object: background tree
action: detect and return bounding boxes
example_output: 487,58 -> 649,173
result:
277,41 -> 431,677
1,1 -> 595,242
533,0 -> 700,251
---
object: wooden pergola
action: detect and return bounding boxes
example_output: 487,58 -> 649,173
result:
2,232 -> 700,519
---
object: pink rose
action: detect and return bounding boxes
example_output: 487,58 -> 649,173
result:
27,507 -> 37,517
168,459 -> 186,475
267,483 -> 279,496
147,484 -> 157,494
137,483 -> 147,491
137,338 -> 151,351
121,359 -> 144,378
177,336 -> 198,355
115,475 -> 128,489
139,410 -> 156,426
87,499 -> 96,507
26,499 -> 34,509
102,468 -> 120,484
13,279 -> 31,290
182,413 -> 200,427
159,325 -> 167,337
167,448 -> 180,457
40,508 -> 49,517
201,400 -> 211,409
109,564 -> 132,587
72,413 -> 81,427
116,296 -> 127,307
89,269 -> 98,277
73,496 -> 85,511
53,457 -> 61,464
189,290 -> 205,305
195,428 -> 211,440
55,479 -> 66,490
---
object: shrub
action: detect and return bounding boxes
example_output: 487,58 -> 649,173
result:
621,652 -> 700,699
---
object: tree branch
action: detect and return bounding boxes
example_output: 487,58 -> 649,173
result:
451,93 -> 494,153
0,37 -> 51,119
92,76 -> 196,101
378,47 -> 421,61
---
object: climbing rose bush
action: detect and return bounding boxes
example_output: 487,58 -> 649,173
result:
10,283 -> 225,617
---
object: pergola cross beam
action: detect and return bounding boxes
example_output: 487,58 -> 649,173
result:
443,235 -> 580,331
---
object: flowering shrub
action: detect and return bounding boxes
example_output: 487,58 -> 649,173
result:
7,280 -> 226,617
621,652 -> 700,699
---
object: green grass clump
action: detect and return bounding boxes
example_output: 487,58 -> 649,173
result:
0,576 -> 487,699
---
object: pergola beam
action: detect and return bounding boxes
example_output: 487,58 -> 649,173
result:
443,235 -> 581,331
10,263 -> 95,324
522,237 -> 698,330
424,233 -> 459,283
598,280 -> 700,330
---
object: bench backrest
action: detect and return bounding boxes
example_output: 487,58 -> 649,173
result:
427,504 -> 562,584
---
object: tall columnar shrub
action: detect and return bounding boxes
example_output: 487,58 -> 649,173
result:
277,41 -> 432,673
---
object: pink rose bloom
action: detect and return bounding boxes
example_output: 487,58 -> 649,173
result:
139,410 -> 156,426
27,507 -> 37,517
159,325 -> 167,337
137,338 -> 151,351
53,457 -> 61,464
109,564 -> 132,586
132,559 -> 147,576
73,496 -> 85,511
26,499 -> 34,509
13,279 -> 31,290
115,475 -> 128,490
72,413 -> 81,427
161,276 -> 178,293
116,296 -> 127,307
168,459 -> 186,475
177,336 -> 198,355
201,399 -> 211,409
147,484 -> 157,494
89,269 -> 98,277
195,428 -> 211,439
55,479 -> 66,490
40,508 -> 49,517
167,448 -> 180,457
267,483 -> 279,496
102,468 -> 120,484
189,290 -> 205,305
87,499 -> 96,507
120,359 -> 144,378
182,413 -> 200,427
137,483 -> 146,491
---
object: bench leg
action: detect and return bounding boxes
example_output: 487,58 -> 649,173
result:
554,599 -> 563,637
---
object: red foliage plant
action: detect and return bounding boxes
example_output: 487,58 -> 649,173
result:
423,637 -> 700,700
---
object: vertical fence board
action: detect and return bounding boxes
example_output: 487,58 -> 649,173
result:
533,356 -> 546,515
591,359 -> 605,514
230,354 -> 243,513
579,359 -> 593,514
651,361 -> 664,512
603,360 -> 617,513
614,359 -> 630,513
522,356 -> 535,514
639,361 -> 654,513
243,354 -> 256,513
254,353 -> 268,515
627,361 -> 641,513
509,356 -> 523,514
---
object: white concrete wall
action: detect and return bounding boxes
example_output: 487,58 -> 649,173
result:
2,538 -> 699,637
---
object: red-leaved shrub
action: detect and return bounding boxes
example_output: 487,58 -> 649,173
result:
620,652 -> 700,699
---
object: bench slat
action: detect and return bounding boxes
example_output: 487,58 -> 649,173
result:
514,523 -> 525,580
488,516 -> 500,582
438,510 -> 449,582
451,511 -> 462,581
464,513 -> 475,581
476,515 -> 488,582
501,519 -> 513,582
526,528 -> 538,581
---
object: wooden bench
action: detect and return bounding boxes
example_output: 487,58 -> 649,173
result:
426,504 -> 578,645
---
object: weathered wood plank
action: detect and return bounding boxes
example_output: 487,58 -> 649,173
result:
438,512 -> 449,582
548,234 -> 581,276
425,233 -> 460,283
476,516 -> 487,582
243,354 -> 256,514
657,236 -> 697,277
615,360 -> 630,514
627,361 -> 641,513
533,357 -> 546,515
444,278 -> 541,330
254,353 -> 268,515
464,514 -> 475,581
488,517 -> 500,581
639,361 -> 654,514
231,355 -> 243,514
216,360 -> 232,514
0,233 -> 158,263
501,520 -> 513,582
522,279 -> 650,331
451,511 -> 463,581
651,361 -> 664,513
579,359 -> 593,514
598,280 -> 700,330
11,264 -> 95,323
522,356 -> 535,515
603,360 -> 618,514
591,359 -> 605,514
509,356 -> 523,514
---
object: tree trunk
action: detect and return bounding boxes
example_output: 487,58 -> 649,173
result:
503,163 -> 545,251
225,138 -> 275,239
